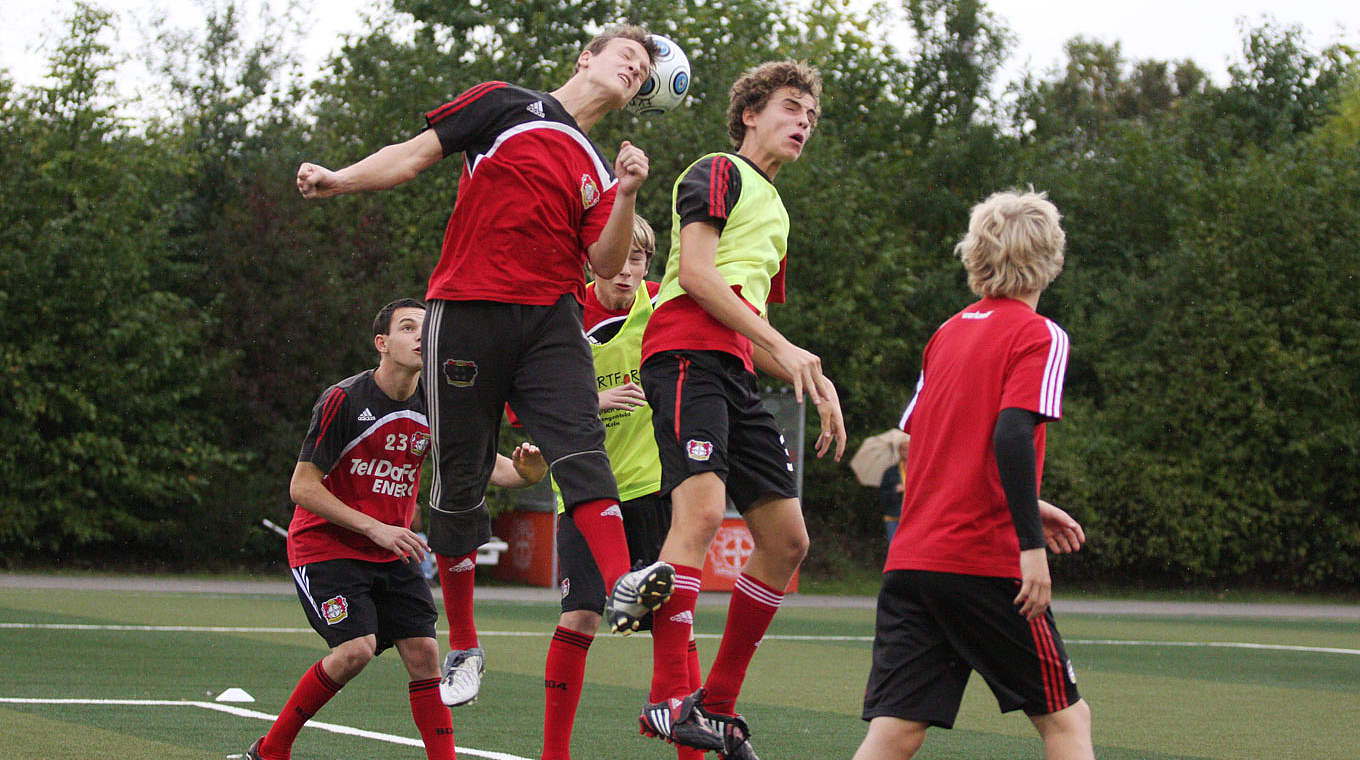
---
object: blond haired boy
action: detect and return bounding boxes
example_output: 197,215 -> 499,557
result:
853,190 -> 1093,760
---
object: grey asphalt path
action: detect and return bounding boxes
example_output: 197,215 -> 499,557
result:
3,572 -> 1357,620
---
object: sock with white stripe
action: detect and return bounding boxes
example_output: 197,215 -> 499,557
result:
649,565 -> 701,702
702,572 -> 784,716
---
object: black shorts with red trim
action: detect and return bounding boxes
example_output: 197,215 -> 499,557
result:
557,492 -> 671,625
862,569 -> 1080,728
290,557 -> 437,652
640,350 -> 797,511
422,296 -> 619,557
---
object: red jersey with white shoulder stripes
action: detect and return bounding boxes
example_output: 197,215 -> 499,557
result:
287,370 -> 430,567
422,82 -> 618,306
886,297 -> 1069,579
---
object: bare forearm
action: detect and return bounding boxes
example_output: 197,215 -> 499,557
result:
333,143 -> 431,193
290,477 -> 381,536
588,189 -> 639,279
683,266 -> 785,353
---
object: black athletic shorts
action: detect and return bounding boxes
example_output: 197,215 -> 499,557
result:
557,492 -> 671,627
862,569 -> 1081,727
640,350 -> 797,511
422,296 -> 619,556
290,557 -> 438,653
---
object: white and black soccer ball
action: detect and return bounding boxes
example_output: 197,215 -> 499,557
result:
626,34 -> 691,116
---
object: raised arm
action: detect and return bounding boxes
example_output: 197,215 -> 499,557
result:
297,129 -> 444,199
587,141 -> 648,278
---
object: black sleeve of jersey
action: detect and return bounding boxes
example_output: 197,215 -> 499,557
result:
424,81 -> 510,158
297,386 -> 352,476
994,407 -> 1045,551
675,155 -> 742,231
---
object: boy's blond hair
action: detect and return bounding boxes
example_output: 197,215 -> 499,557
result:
632,215 -> 656,262
955,190 -> 1066,298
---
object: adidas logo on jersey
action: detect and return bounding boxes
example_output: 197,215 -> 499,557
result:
669,610 -> 694,625
451,558 -> 476,573
527,100 -> 545,118
601,504 -> 623,519
357,408 -> 375,421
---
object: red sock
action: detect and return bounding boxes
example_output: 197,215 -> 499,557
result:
437,552 -> 479,650
676,639 -> 705,760
409,678 -> 456,760
261,660 -> 342,759
686,638 -> 702,690
649,565 -> 701,702
702,573 -> 784,716
541,626 -> 594,760
569,499 -> 631,590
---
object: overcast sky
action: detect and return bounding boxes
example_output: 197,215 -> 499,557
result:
4,1 -> 1356,99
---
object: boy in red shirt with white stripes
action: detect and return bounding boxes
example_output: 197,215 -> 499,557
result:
854,190 -> 1094,760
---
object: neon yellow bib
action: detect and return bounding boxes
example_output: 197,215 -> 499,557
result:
554,285 -> 662,512
656,152 -> 788,316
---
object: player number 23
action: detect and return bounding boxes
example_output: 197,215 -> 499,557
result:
385,434 -> 410,451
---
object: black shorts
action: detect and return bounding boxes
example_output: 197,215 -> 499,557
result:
290,557 -> 438,653
422,296 -> 619,556
557,492 -> 671,626
640,350 -> 797,511
862,570 -> 1081,727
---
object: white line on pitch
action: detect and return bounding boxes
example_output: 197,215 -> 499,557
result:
0,697 -> 533,760
3,623 -> 1357,655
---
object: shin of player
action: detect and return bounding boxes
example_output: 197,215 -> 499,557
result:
853,191 -> 1093,760
635,61 -> 848,760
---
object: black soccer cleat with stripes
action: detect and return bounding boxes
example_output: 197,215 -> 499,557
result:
638,687 -> 725,751
607,560 -> 675,635
701,708 -> 761,760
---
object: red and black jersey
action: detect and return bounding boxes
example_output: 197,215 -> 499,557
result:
886,298 -> 1069,579
423,81 -> 618,306
287,370 -> 430,567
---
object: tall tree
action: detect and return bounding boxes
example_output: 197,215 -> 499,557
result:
0,3 -> 238,560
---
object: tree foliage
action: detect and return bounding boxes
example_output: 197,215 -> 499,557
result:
4,0 -> 1359,587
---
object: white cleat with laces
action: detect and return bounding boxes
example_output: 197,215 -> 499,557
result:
439,647 -> 485,707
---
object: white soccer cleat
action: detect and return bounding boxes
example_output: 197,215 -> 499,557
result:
439,647 -> 485,707
608,561 -> 676,635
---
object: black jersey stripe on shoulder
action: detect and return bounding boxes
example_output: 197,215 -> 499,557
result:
426,81 -> 508,124
314,387 -> 347,449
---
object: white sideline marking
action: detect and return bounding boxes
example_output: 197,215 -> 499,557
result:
1067,639 -> 1360,656
3,622 -> 1358,655
0,698 -> 533,760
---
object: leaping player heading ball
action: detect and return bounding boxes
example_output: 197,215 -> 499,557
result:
295,25 -> 677,709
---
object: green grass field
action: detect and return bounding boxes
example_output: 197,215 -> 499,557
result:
2,583 -> 1358,759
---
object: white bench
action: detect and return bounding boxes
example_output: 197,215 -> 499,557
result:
475,538 -> 510,566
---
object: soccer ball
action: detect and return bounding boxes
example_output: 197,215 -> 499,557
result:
626,34 -> 691,116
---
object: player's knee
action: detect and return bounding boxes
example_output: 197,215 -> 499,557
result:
766,524 -> 809,570
1033,699 -> 1092,746
328,637 -> 377,681
397,636 -> 441,679
864,716 -> 926,759
559,609 -> 602,636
